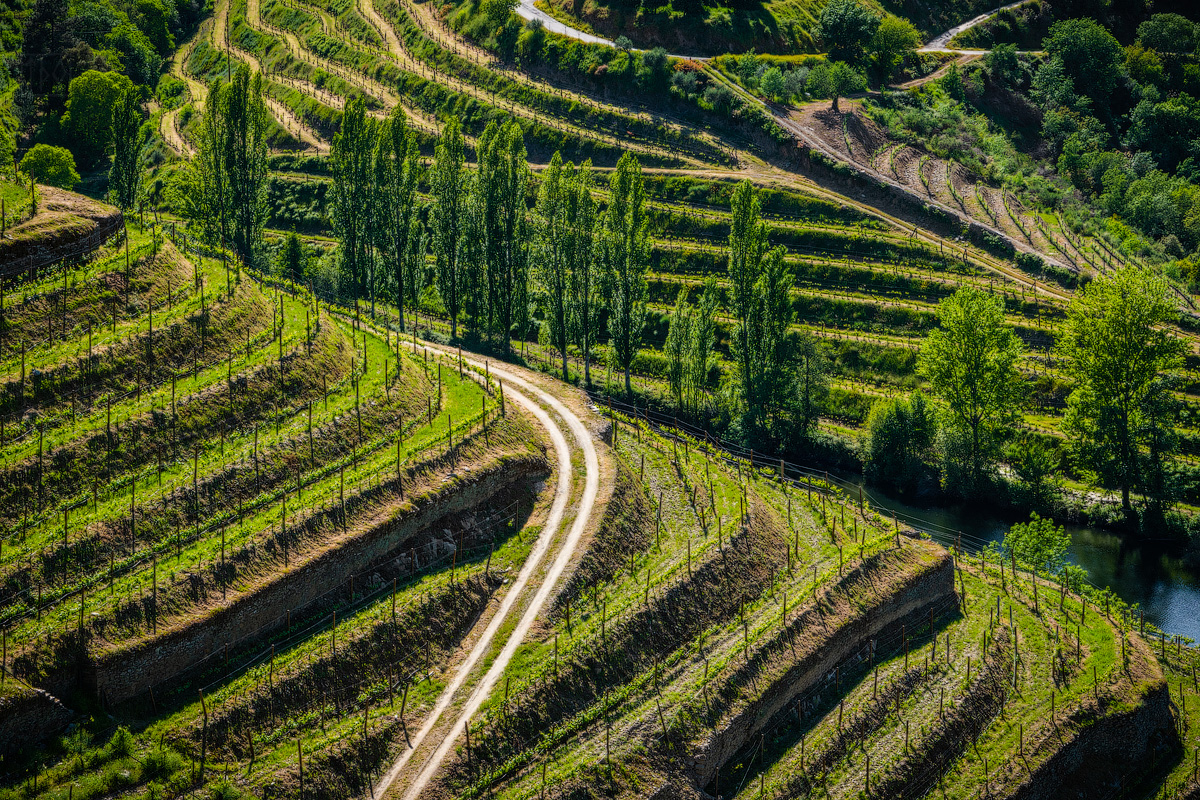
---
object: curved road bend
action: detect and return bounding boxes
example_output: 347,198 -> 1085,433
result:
515,0 -> 1035,57
372,347 -> 601,800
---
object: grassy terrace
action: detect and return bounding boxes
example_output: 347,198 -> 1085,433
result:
724,555 -> 1158,799
422,411 -> 914,797
3,409 -> 544,800
5,331 -> 494,645
0,229 -> 547,723
425,413 -> 1166,800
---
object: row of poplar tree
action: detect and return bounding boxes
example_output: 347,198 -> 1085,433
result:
181,67 -> 827,442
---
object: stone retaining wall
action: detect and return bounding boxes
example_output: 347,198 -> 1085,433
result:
88,455 -> 548,706
0,685 -> 73,757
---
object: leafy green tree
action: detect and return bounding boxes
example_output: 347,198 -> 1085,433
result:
1125,94 -> 1200,172
727,180 -> 794,433
534,152 -> 572,379
566,161 -> 599,385
278,231 -> 306,282
1030,56 -> 1083,112
985,43 -> 1022,86
105,21 -> 162,87
639,47 -> 672,89
61,70 -> 134,168
473,119 -> 529,351
1043,18 -> 1125,105
1003,513 -> 1070,575
828,62 -> 866,111
20,144 -> 80,189
482,0 -> 517,30
109,85 -> 147,210
1009,434 -> 1059,507
665,282 -> 721,412
736,51 -> 760,86
665,288 -> 692,410
601,152 -> 649,396
1137,13 -> 1197,55
816,0 -> 880,64
940,62 -> 965,101
222,68 -> 271,269
184,78 -> 230,245
374,107 -> 421,326
871,16 -> 920,78
135,0 -> 175,55
685,277 -> 719,412
806,63 -> 832,100
517,18 -> 545,61
431,117 -> 467,338
331,97 -> 378,303
183,69 -> 270,266
760,67 -> 785,99
19,0 -> 82,96
1058,267 -> 1185,517
864,393 -> 937,494
918,287 -> 1024,496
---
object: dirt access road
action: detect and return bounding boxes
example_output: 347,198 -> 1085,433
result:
372,343 -> 601,800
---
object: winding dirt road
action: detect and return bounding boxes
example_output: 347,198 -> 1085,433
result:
372,346 -> 601,800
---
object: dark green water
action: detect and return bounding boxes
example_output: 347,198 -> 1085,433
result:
854,485 -> 1200,641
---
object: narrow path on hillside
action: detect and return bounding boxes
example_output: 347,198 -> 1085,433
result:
919,0 -> 1038,52
161,24 -> 209,156
359,0 -> 699,165
372,345 -> 601,800
513,0 -> 708,59
220,0 -> 332,150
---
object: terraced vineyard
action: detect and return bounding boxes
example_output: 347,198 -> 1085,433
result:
6,0 -> 1200,794
152,0 -> 1200,470
0,214 -> 571,797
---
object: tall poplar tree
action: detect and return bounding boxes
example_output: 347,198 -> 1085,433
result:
535,152 -> 571,379
431,117 -> 467,338
186,76 -> 231,246
331,98 -> 377,305
664,288 -> 692,409
223,67 -> 270,268
183,67 -> 270,267
727,180 -> 793,431
475,119 -> 529,351
601,152 -> 648,396
374,107 -> 421,327
567,160 -> 599,385
109,85 -> 145,211
686,277 -> 719,413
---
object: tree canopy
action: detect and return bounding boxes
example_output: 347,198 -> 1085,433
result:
1058,267 -> 1185,517
1043,18 -> 1125,104
20,143 -> 80,189
1003,514 -> 1071,575
816,0 -> 880,64
919,288 -> 1024,496
61,69 -> 134,168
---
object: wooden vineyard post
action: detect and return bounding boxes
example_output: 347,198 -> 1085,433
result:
152,556 -> 157,633
655,492 -> 663,550
297,738 -> 304,798
199,690 -> 208,782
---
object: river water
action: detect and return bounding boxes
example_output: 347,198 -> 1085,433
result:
855,486 -> 1200,641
